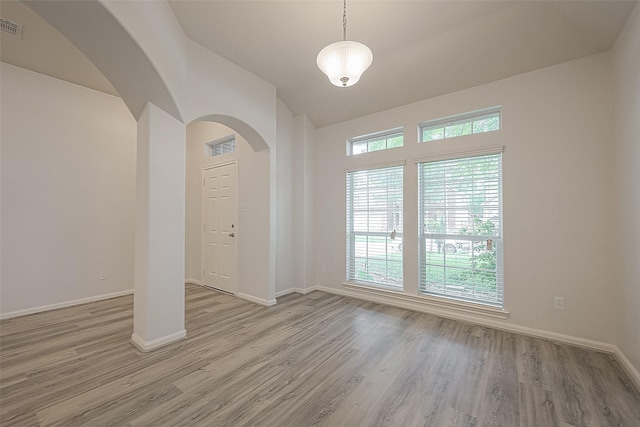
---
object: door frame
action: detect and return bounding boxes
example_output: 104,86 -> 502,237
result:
201,159 -> 238,295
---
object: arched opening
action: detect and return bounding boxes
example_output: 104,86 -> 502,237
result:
3,1 -> 188,349
185,120 -> 272,304
23,0 -> 183,121
3,0 -> 279,350
192,115 -> 270,152
0,1 -> 141,317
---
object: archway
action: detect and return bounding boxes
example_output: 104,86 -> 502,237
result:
185,119 -> 274,306
193,115 -> 270,152
25,0 -> 182,121
20,0 -> 278,351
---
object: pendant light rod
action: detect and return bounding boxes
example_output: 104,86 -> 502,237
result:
343,0 -> 347,41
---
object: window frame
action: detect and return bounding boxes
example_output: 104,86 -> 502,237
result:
206,136 -> 236,157
347,127 -> 404,156
417,151 -> 504,308
419,107 -> 501,143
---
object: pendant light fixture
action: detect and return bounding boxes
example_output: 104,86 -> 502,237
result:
317,0 -> 373,87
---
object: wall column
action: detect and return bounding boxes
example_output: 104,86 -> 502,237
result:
131,102 -> 186,352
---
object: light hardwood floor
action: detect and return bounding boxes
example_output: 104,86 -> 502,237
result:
1,284 -> 639,426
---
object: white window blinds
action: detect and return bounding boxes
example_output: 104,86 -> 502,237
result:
418,153 -> 503,307
346,165 -> 403,288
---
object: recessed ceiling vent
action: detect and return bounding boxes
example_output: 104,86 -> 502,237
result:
1,18 -> 23,38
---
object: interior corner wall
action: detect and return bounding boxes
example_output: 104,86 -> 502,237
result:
612,3 -> 640,373
292,116 -> 305,290
184,123 -> 203,283
313,52 -> 616,344
276,100 -> 295,294
291,114 -> 317,292
185,121 -> 270,300
302,116 -> 316,289
0,62 -> 137,315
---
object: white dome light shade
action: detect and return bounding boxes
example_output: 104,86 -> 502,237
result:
317,40 -> 373,87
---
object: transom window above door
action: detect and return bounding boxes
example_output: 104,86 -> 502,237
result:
206,136 -> 235,157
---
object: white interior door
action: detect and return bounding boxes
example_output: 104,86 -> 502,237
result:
202,162 -> 237,294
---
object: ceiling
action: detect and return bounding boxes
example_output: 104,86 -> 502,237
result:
0,0 -> 118,97
1,1 -> 636,128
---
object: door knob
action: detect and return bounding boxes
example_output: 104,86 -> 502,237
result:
228,232 -> 235,237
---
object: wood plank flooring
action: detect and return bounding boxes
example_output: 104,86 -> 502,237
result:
1,284 -> 639,426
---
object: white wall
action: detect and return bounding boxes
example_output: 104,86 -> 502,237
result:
612,4 -> 640,373
299,115 -> 316,290
314,53 -> 616,344
276,100 -> 295,294
276,107 -> 317,295
16,1 -> 281,323
183,40 -> 278,302
292,114 -> 316,289
133,102 -> 186,347
1,63 -> 137,315
185,121 -> 271,302
102,0 -> 188,117
183,40 -> 276,149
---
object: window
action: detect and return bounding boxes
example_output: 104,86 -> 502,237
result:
420,107 -> 500,142
418,153 -> 503,307
206,136 -> 235,157
346,165 -> 403,288
348,128 -> 403,156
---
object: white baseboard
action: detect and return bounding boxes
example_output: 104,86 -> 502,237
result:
130,329 -> 187,353
316,284 -> 640,390
189,282 -> 276,307
275,287 -> 318,298
185,278 -> 203,286
613,346 -> 640,392
0,289 -> 134,320
344,282 -> 509,319
311,285 -> 617,353
237,293 -> 277,307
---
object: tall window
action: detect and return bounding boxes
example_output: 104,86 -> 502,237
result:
418,153 -> 503,307
346,165 -> 403,288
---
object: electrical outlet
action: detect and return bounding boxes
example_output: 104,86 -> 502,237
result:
321,264 -> 326,273
553,296 -> 565,310
99,271 -> 107,280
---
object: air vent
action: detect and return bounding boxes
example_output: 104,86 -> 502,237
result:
1,18 -> 23,38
